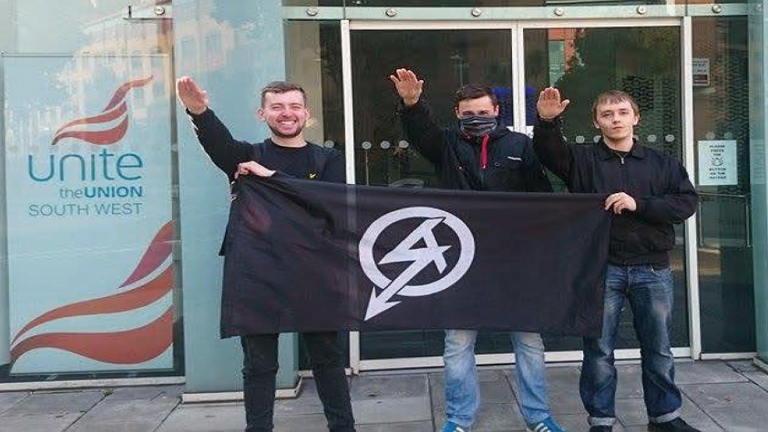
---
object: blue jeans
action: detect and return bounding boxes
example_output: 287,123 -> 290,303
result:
443,330 -> 551,427
580,264 -> 682,427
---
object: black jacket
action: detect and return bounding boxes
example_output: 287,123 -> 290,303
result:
398,100 -> 552,193
533,118 -> 698,266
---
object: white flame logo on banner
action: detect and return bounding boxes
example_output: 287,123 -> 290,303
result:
359,207 -> 476,320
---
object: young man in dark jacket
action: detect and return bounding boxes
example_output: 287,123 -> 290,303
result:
534,88 -> 699,432
176,76 -> 355,432
390,69 -> 563,432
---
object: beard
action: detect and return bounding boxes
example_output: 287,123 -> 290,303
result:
268,121 -> 305,139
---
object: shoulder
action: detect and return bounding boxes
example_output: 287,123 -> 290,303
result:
641,145 -> 680,166
251,139 -> 270,156
308,142 -> 343,160
494,129 -> 533,148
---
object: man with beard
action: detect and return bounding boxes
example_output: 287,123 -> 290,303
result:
176,77 -> 355,432
389,69 -> 564,432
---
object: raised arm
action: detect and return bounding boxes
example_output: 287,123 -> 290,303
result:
390,68 -> 445,164
176,76 -> 254,180
532,87 -> 573,182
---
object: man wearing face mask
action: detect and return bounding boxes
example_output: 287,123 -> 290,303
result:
390,69 -> 561,432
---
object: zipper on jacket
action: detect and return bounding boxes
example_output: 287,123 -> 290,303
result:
618,154 -> 628,191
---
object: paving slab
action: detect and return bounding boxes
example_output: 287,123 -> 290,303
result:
0,391 -> 28,414
434,403 -> 526,432
353,395 -> 431,424
726,360 -> 761,373
428,373 -> 446,410
615,397 -> 649,426
350,374 -> 428,400
3,360 -> 768,432
681,382 -> 768,409
700,406 -> 768,432
615,394 -> 722,431
478,368 -> 508,383
356,421 -> 433,432
428,368 -> 505,387
67,395 -> 179,432
429,371 -> 517,412
0,412 -> 81,432
547,367 -> 587,415
156,403 -> 245,432
478,380 -> 515,404
681,382 -> 768,431
675,361 -> 749,384
742,371 -> 768,392
103,385 -> 184,401
677,394 -> 725,432
2,390 -> 104,415
274,378 -> 324,416
273,413 -> 333,431
615,364 -> 645,399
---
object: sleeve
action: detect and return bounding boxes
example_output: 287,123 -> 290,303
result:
521,136 -> 554,192
532,117 -> 574,183
188,108 -> 254,181
635,161 -> 699,224
319,149 -> 346,184
397,99 -> 447,165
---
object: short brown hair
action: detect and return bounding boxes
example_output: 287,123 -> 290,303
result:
260,81 -> 307,107
591,90 -> 640,122
453,83 -> 498,109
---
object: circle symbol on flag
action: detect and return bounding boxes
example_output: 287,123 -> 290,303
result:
359,207 -> 475,298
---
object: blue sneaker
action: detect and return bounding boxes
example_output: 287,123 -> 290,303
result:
526,416 -> 566,432
440,421 -> 469,432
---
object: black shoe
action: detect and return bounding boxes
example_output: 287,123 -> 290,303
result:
589,426 -> 612,432
648,417 -> 701,432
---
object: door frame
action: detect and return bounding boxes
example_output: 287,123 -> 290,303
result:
341,18 -> 700,373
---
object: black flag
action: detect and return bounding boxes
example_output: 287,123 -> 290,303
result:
220,177 -> 611,338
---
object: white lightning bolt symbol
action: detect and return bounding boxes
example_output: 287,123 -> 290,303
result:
364,218 -> 451,320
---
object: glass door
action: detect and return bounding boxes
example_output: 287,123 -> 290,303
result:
345,19 -> 691,371
520,23 -> 691,353
348,25 -> 522,366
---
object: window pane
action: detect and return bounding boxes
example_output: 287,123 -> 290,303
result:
1,0 -> 181,382
693,16 -> 755,353
351,29 -> 513,359
525,26 -> 688,351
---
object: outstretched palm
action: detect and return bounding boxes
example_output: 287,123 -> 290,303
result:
389,68 -> 424,107
537,87 -> 570,120
176,76 -> 209,115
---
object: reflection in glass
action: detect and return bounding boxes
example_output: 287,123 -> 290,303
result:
351,29 -> 514,359
285,21 -> 350,368
524,27 -> 688,351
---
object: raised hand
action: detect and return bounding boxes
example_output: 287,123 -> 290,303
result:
389,68 -> 424,107
537,87 -> 570,121
176,76 -> 209,115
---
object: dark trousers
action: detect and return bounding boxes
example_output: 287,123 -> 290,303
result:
241,332 -> 355,432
